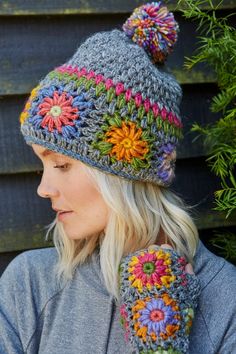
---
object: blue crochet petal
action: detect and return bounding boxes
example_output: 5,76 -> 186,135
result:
57,85 -> 67,94
74,119 -> 83,128
87,101 -> 94,109
75,102 -> 90,110
61,125 -> 77,139
141,309 -> 151,316
72,94 -> 85,105
146,301 -> 155,311
29,115 -> 42,125
79,109 -> 93,119
41,86 -> 56,97
140,318 -> 150,326
34,120 -> 43,129
158,170 -> 169,181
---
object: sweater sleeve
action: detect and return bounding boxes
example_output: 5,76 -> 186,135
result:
218,323 -> 236,353
118,246 -> 201,354
197,260 -> 236,353
0,249 -> 58,353
0,255 -> 25,353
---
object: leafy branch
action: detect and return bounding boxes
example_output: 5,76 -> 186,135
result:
210,231 -> 236,265
177,0 -> 236,261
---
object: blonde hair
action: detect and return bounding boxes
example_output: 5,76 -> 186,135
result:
45,165 -> 199,302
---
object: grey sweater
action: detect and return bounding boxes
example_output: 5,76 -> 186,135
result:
0,240 -> 236,354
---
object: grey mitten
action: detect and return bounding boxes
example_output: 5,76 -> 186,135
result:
118,246 -> 201,353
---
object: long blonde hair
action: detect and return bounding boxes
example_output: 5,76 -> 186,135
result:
45,165 -> 199,301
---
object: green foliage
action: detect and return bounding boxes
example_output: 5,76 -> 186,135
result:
177,0 -> 236,262
210,231 -> 236,265
178,1 -> 236,114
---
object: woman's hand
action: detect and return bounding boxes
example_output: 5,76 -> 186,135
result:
118,243 -> 201,353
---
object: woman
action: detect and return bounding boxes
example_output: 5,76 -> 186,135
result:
0,2 -> 236,353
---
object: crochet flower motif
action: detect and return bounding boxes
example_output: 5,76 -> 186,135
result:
128,249 -> 176,292
132,294 -> 180,343
105,121 -> 149,162
38,91 -> 79,133
157,143 -> 177,184
19,84 -> 41,125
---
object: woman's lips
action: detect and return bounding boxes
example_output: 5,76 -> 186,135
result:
57,211 -> 73,222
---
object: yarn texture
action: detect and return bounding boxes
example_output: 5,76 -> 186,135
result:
20,2 -> 183,187
123,2 -> 179,64
118,246 -> 201,353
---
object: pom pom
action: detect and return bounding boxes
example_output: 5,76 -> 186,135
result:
122,1 -> 179,64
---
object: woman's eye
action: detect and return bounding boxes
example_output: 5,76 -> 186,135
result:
53,163 -> 69,170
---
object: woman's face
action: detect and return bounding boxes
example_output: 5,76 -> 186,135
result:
32,144 -> 109,240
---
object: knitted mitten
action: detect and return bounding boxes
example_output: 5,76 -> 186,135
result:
118,246 -> 201,354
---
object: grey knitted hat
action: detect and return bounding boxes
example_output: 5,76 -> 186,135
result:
20,2 -> 183,187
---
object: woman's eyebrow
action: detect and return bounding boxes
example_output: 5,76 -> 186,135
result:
34,148 -> 70,160
39,149 -> 55,157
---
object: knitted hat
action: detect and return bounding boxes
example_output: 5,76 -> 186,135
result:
19,2 -> 182,187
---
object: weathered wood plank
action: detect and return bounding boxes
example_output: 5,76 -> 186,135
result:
2,228 -> 236,276
0,159 -> 235,253
0,0 -> 234,16
0,84 -> 220,175
2,225 -> 236,274
0,250 -> 25,276
1,208 -> 235,253
0,210 -> 235,253
0,229 -> 54,254
177,83 -> 221,158
0,173 -> 55,253
0,13 -> 216,97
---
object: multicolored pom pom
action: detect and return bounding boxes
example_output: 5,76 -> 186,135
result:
122,2 -> 179,64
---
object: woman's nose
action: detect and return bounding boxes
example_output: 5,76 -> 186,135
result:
37,176 -> 59,199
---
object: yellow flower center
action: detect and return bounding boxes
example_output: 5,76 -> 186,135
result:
121,138 -> 133,149
50,105 -> 62,117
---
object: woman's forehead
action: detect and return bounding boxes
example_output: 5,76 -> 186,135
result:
31,144 -> 83,164
31,144 -> 72,161
32,144 -> 56,157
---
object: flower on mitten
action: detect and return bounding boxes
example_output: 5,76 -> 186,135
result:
118,246 -> 201,354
